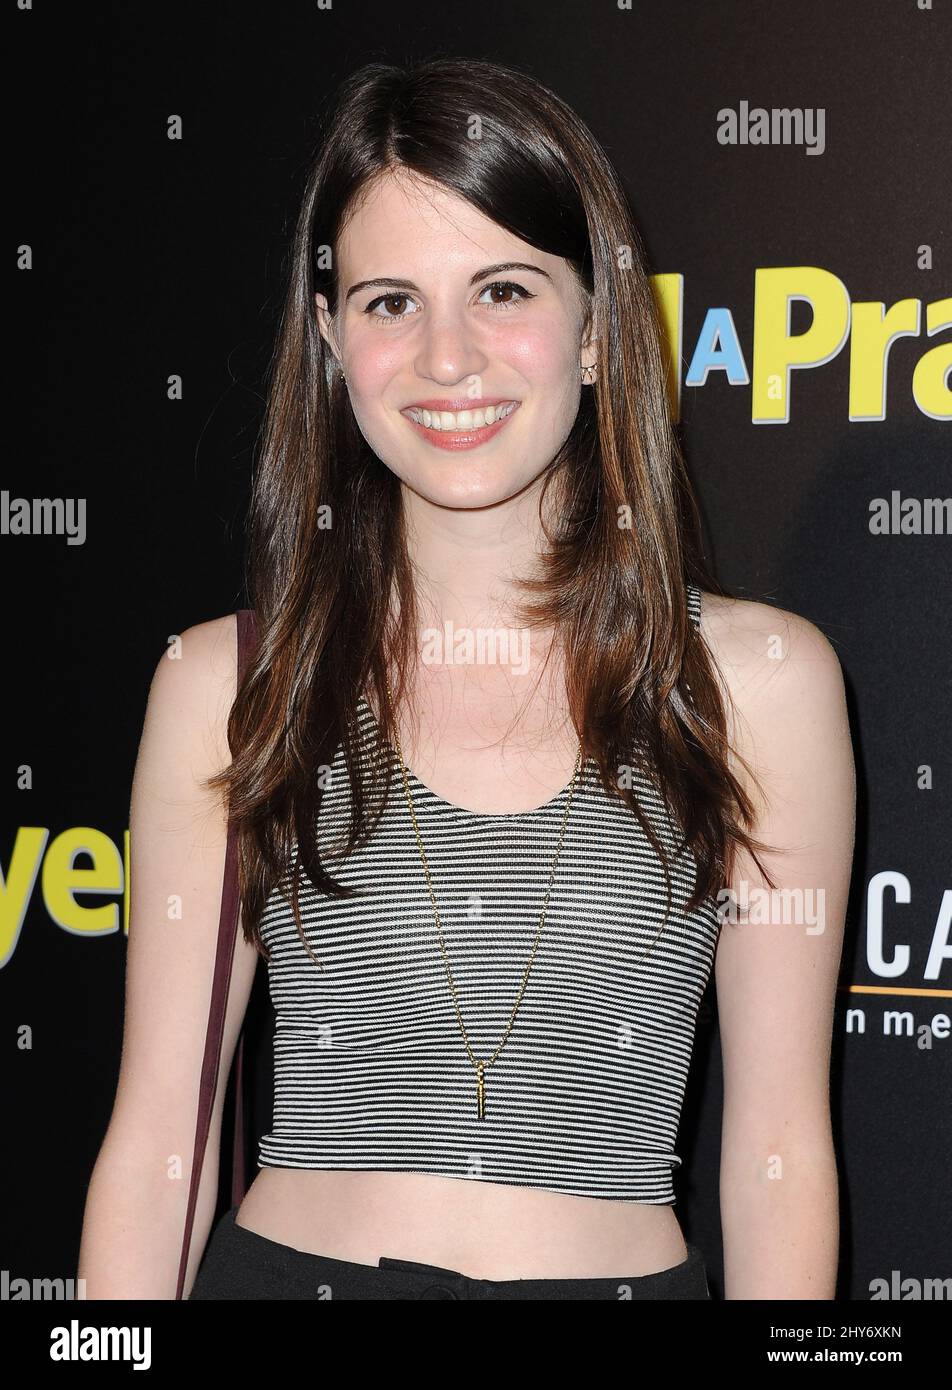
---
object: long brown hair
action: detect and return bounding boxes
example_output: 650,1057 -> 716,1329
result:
208,57 -> 779,965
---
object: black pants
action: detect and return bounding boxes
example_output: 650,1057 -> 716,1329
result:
189,1205 -> 711,1300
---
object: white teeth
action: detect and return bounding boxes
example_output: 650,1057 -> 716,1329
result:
405,402 -> 516,431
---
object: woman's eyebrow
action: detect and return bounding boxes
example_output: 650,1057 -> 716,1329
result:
344,261 -> 552,302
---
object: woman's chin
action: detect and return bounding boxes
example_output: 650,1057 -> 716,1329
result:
396,468 -> 543,512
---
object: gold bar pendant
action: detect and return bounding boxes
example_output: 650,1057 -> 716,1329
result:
476,1060 -> 486,1120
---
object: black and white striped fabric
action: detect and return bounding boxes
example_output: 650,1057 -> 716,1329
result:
257,583 -> 721,1203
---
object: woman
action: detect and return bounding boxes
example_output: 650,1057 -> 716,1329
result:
78,58 -> 855,1301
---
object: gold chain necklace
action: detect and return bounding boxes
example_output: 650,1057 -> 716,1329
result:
384,680 -> 583,1120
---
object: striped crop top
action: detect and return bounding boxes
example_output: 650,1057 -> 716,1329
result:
257,584 -> 723,1204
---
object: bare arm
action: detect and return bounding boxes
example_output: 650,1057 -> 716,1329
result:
706,596 -> 856,1300
77,613 -> 260,1299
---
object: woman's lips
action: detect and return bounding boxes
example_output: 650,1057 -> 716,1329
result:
399,402 -> 520,451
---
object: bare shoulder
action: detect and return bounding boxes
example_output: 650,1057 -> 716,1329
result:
139,612 -> 239,779
697,589 -> 843,680
694,590 -> 849,786
149,611 -> 238,689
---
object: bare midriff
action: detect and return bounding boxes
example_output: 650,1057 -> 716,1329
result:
235,1168 -> 689,1280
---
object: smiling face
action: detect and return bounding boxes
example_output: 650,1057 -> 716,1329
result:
315,169 -> 596,511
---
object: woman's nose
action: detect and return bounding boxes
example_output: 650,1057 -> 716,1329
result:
413,315 -> 488,385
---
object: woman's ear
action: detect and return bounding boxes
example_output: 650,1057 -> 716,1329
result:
314,292 -> 343,367
579,295 -> 599,380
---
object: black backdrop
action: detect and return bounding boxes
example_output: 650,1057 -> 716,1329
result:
6,0 -> 950,1301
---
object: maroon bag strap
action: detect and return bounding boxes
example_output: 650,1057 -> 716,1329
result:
174,607 -> 259,1300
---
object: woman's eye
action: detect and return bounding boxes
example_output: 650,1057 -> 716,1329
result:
363,280 -> 534,325
477,280 -> 534,309
365,292 -> 420,322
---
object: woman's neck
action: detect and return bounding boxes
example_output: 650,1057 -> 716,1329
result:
399,470 -> 559,631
